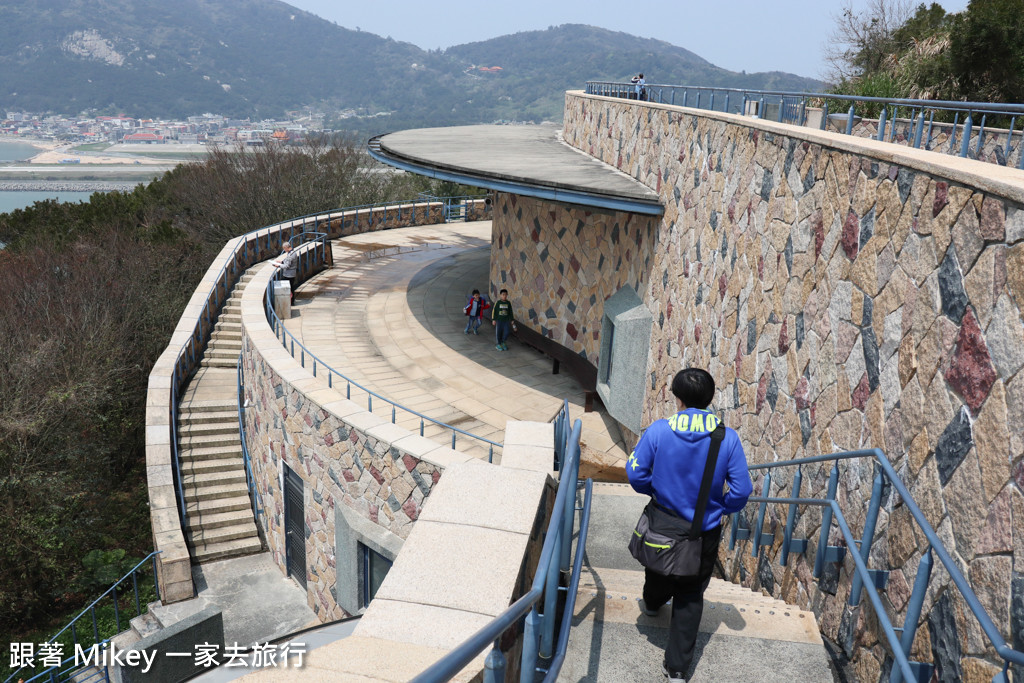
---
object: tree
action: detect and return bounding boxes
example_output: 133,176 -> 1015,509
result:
823,0 -> 913,82
949,0 -> 1024,102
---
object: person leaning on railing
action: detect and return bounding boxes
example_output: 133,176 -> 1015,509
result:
273,241 -> 299,304
626,368 -> 752,682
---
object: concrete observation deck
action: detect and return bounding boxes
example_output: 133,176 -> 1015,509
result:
373,124 -> 663,214
281,220 -> 629,475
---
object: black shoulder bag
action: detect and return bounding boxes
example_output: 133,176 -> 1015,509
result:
628,424 -> 726,577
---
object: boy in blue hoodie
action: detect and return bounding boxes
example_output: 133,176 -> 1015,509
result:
627,368 -> 752,681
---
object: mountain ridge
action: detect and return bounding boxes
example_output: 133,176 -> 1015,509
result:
0,1 -> 825,129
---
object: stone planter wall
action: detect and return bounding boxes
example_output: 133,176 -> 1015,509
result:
562,91 -> 1024,681
489,192 -> 658,363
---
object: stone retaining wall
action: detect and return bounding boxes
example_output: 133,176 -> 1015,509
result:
240,261 -> 475,620
560,91 -> 1024,681
489,192 -> 658,363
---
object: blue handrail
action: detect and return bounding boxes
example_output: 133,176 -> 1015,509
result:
4,552 -> 161,683
237,351 -> 264,530
262,241 -> 503,462
730,448 -> 1024,682
585,81 -> 1024,169
411,418 -> 590,683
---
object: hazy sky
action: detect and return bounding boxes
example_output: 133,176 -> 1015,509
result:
285,0 -> 969,81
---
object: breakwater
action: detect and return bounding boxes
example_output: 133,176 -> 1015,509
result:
0,180 -> 143,192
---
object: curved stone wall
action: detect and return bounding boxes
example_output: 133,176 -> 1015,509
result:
557,91 -> 1024,680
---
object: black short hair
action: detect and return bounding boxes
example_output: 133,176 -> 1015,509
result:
500,288 -> 508,295
472,289 -> 480,295
671,368 -> 715,409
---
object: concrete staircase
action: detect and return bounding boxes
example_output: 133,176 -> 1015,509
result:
561,482 -> 835,682
179,270 -> 261,564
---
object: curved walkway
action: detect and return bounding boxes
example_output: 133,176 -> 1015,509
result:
282,221 -> 628,474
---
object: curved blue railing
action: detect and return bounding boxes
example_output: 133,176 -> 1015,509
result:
4,551 -> 161,683
585,81 -> 1024,169
261,242 -> 503,462
730,449 -> 1024,682
411,417 -> 593,683
166,197 -> 477,540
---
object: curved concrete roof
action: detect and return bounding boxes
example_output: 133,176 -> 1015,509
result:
371,124 -> 663,215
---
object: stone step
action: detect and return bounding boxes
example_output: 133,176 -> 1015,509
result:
219,313 -> 241,323
199,357 -> 240,369
179,421 -> 238,438
205,346 -> 242,358
180,444 -> 243,462
214,321 -> 242,333
181,456 -> 246,476
184,481 -> 249,503
183,468 -> 248,489
209,331 -> 242,344
187,521 -> 259,547
179,432 -> 241,449
130,610 -> 163,640
179,399 -> 237,413
186,494 -> 252,516
185,507 -> 255,531
179,409 -> 237,425
192,536 -> 263,564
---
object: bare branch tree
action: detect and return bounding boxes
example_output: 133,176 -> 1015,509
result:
823,0 -> 913,83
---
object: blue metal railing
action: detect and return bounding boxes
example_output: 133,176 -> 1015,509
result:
728,449 -> 1024,682
585,81 -> 1024,169
4,552 -> 161,683
262,244 -> 503,462
165,197 -> 463,544
416,193 -> 487,222
552,399 -> 570,471
411,418 -> 592,683
237,351 -> 264,530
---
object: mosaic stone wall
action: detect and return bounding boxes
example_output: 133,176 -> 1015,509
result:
489,192 -> 658,362
241,332 -> 443,621
563,92 -> 1024,681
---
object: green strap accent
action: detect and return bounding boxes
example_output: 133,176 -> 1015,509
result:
644,541 -> 671,550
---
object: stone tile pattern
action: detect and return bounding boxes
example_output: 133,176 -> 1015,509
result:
241,335 -> 443,622
562,93 -> 1024,679
490,192 -> 658,361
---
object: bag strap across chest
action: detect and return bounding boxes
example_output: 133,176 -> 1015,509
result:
688,424 -> 726,541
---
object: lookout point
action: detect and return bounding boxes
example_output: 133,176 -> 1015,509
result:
15,82 -> 1024,683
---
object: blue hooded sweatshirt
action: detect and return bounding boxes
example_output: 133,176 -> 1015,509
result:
627,408 -> 752,530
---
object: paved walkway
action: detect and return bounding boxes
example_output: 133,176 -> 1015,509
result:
282,221 -> 629,475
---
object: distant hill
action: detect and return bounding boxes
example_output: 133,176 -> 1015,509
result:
0,2 -> 824,130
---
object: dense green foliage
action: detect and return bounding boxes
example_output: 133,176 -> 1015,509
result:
0,1 -> 822,127
828,0 -> 1024,105
0,140 -> 438,651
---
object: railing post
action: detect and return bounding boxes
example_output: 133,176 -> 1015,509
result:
960,113 -> 973,157
724,92 -> 730,113
849,466 -> 885,606
877,105 -> 888,141
1004,116 -> 1016,163
975,114 -> 986,157
521,608 -> 541,683
540,523 -> 562,658
845,105 -> 856,135
948,112 -> 961,153
483,644 -> 506,683
912,111 -> 925,148
780,467 -> 803,566
889,549 -> 933,683
814,463 -> 841,578
821,101 -> 829,129
752,471 -> 771,556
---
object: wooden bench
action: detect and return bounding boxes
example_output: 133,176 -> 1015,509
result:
508,319 -> 600,412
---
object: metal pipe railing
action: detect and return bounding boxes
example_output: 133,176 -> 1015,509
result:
585,81 -> 1024,168
5,552 -> 161,683
237,351 -> 263,530
411,419 -> 589,683
730,447 -> 1024,680
262,241 -> 503,462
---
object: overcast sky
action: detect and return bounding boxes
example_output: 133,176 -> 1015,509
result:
285,0 -> 969,80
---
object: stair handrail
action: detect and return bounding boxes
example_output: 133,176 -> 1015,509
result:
731,448 -> 1024,682
262,262 -> 504,463
584,81 -> 1024,169
410,418 -> 592,683
237,350 -> 264,530
3,551 -> 161,683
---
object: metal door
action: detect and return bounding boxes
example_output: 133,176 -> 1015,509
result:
284,466 -> 307,589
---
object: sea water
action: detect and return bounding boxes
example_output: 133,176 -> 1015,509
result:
0,141 -> 102,213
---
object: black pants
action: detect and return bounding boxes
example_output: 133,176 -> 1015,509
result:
642,521 -> 722,675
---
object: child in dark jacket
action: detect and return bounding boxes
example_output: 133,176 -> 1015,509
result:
463,289 -> 490,335
491,288 -> 515,351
